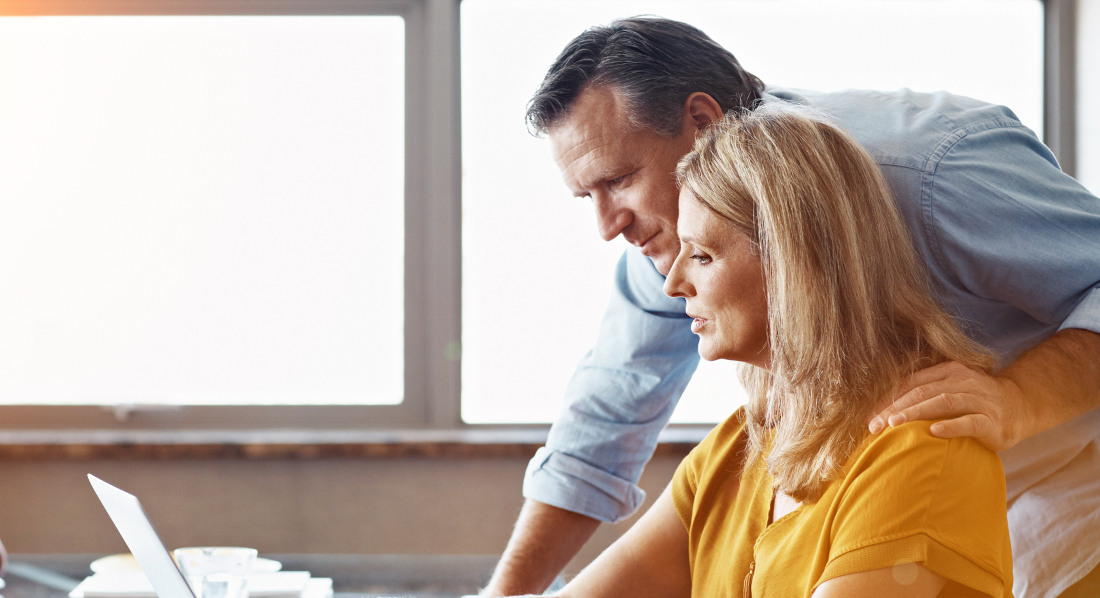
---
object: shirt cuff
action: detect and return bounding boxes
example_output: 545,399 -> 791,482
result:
1059,286 -> 1100,334
522,447 -> 646,523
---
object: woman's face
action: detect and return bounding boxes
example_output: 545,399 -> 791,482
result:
664,189 -> 770,367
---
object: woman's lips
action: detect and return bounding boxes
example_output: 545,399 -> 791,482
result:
690,317 -> 708,334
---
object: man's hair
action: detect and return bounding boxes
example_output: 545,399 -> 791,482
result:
526,16 -> 765,137
676,104 -> 995,503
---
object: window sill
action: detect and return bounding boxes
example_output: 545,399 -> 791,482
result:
0,426 -> 711,460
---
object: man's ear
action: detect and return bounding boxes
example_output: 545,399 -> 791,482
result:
682,92 -> 724,134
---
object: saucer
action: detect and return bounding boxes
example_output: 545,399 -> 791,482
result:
90,554 -> 282,574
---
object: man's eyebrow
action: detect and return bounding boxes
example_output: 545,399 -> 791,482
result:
569,167 -> 621,197
568,178 -> 597,198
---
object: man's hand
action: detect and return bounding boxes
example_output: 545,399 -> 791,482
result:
480,500 -> 601,597
868,361 -> 1027,451
868,329 -> 1100,451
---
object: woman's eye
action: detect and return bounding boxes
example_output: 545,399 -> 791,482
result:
691,253 -> 712,265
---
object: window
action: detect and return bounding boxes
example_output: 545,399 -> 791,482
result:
0,0 -> 1059,431
0,0 -> 459,429
0,15 -> 405,407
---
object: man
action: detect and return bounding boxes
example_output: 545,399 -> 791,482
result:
481,17 -> 1100,598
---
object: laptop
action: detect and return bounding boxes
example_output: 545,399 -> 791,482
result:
87,475 -> 198,598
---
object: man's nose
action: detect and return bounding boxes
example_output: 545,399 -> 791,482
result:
593,195 -> 631,242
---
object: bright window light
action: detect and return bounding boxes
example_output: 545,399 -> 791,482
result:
461,0 -> 1043,423
0,16 -> 405,405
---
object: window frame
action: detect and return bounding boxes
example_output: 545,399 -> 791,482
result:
1045,0 -> 1077,176
0,0 -> 1074,433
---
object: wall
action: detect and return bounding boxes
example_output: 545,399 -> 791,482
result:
0,452 -> 683,579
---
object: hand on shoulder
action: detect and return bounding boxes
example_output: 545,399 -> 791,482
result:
868,360 -> 1026,451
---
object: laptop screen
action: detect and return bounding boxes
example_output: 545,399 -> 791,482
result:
88,475 -> 197,598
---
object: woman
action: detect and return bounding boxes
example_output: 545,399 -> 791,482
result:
533,105 -> 1012,598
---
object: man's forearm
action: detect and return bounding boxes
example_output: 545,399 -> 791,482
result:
1001,328 -> 1100,442
481,499 -> 601,597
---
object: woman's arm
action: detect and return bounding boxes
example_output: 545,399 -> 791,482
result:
554,486 -> 691,598
813,564 -> 948,598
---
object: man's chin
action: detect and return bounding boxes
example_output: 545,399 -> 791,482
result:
649,253 -> 675,276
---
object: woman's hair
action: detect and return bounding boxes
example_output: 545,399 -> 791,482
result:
676,104 -> 994,503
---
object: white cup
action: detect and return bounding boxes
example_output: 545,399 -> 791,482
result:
174,547 -> 257,598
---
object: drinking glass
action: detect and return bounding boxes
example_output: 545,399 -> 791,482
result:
174,547 -> 257,598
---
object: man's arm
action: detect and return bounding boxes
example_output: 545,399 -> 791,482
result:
481,500 -> 600,597
485,249 -> 699,596
871,328 -> 1100,451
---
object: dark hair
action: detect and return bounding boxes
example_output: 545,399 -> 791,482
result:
526,16 -> 766,137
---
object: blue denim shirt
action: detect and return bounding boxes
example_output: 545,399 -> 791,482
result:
523,87 -> 1100,597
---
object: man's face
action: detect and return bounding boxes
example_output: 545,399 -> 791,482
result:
549,86 -> 698,275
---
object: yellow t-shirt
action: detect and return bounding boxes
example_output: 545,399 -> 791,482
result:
672,409 -> 1012,598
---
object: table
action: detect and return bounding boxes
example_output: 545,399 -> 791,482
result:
1,554 -> 502,598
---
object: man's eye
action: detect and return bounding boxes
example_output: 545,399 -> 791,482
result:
691,253 -> 712,265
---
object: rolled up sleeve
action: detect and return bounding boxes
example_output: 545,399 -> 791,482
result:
522,447 -> 647,522
522,248 -> 699,523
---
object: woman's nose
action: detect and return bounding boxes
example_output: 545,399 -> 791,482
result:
664,254 -> 693,298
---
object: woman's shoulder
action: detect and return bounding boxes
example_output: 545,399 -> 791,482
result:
844,419 -> 1005,507
856,419 -> 1001,473
692,408 -> 750,465
674,409 -> 750,494
833,419 -> 1008,554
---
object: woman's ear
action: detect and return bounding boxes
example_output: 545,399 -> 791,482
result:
682,92 -> 724,134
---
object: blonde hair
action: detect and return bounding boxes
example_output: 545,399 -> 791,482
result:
676,104 -> 994,503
